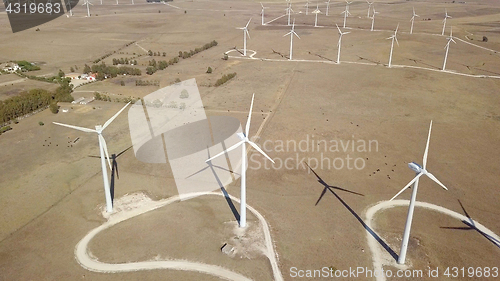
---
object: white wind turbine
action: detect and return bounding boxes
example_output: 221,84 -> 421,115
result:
336,24 -> 350,64
312,4 -> 321,27
304,1 -> 310,15
260,3 -> 268,25
325,0 -> 331,16
66,0 -> 73,16
442,27 -> 456,71
442,9 -> 451,36
237,18 -> 252,56
82,0 -> 92,17
389,120 -> 449,265
53,103 -> 130,213
341,3 -> 351,28
366,0 -> 373,18
410,7 -> 419,34
387,23 -> 399,68
286,3 -> 294,26
206,94 -> 275,228
116,0 -> 119,5
370,6 -> 379,31
284,18 -> 300,60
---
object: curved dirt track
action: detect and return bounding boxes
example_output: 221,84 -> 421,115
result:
365,200 -> 500,281
75,192 -> 283,281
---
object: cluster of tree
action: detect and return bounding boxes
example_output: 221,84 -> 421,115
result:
0,125 -> 12,135
146,57 -> 179,75
19,73 -> 70,84
214,72 -> 237,87
112,58 -> 138,66
145,40 -> 218,76
148,50 -> 167,57
94,92 -> 137,104
136,80 -> 160,86
83,63 -> 141,79
16,60 -> 40,71
0,79 -> 73,124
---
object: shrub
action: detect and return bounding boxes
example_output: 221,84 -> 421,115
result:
175,78 -> 181,84
483,36 -> 488,42
179,89 -> 189,99
49,102 -> 59,114
120,81 -> 125,86
0,125 -> 12,135
39,121 -> 44,126
206,67 -> 212,74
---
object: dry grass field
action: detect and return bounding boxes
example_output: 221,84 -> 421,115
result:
0,0 -> 499,280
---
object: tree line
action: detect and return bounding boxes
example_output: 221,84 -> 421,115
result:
83,63 -> 142,79
145,40 -> 218,76
0,79 -> 74,125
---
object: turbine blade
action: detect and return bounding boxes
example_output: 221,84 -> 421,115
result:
246,29 -> 251,39
206,140 -> 245,162
248,141 -> 275,163
294,32 -> 301,39
423,120 -> 432,169
284,31 -> 292,37
389,173 -> 422,201
426,172 -> 449,190
102,102 -> 130,130
395,36 -> 399,46
261,2 -> 264,8
245,94 -> 254,137
99,134 -> 112,170
53,122 -> 97,133
315,187 -> 327,206
336,24 -> 342,33
458,199 -> 471,220
246,18 -> 252,28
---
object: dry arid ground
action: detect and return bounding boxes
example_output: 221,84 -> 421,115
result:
0,0 -> 499,280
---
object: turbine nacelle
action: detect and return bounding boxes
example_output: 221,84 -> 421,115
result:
408,162 -> 422,173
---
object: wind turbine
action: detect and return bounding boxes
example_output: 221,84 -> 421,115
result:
116,0 -> 119,5
131,0 -> 134,4
206,94 -> 275,228
389,120 -> 449,265
341,3 -> 351,28
325,0 -> 331,16
53,103 -> 131,213
237,18 -> 252,57
370,6 -> 379,31
410,7 -> 419,34
312,4 -> 321,27
442,9 -> 451,36
336,24 -> 350,64
442,27 -> 456,71
386,23 -> 399,68
286,3 -> 294,26
284,18 -> 300,60
66,0 -> 73,16
82,0 -> 92,17
304,1 -> 309,15
345,1 -> 353,15
260,3 -> 268,25
366,0 -> 373,18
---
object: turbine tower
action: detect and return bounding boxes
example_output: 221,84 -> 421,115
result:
66,0 -> 73,16
442,9 -> 451,36
341,3 -> 351,28
370,6 -> 379,31
304,1 -> 310,15
285,2 -> 294,26
206,94 -> 274,228
410,7 -> 419,34
82,0 -> 92,17
312,4 -> 321,27
442,27 -> 456,71
389,121 -> 449,265
53,103 -> 131,213
237,18 -> 252,56
325,0 -> 331,16
336,24 -> 350,64
284,18 -> 300,60
387,23 -> 399,68
366,0 -> 373,18
260,3 -> 268,25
